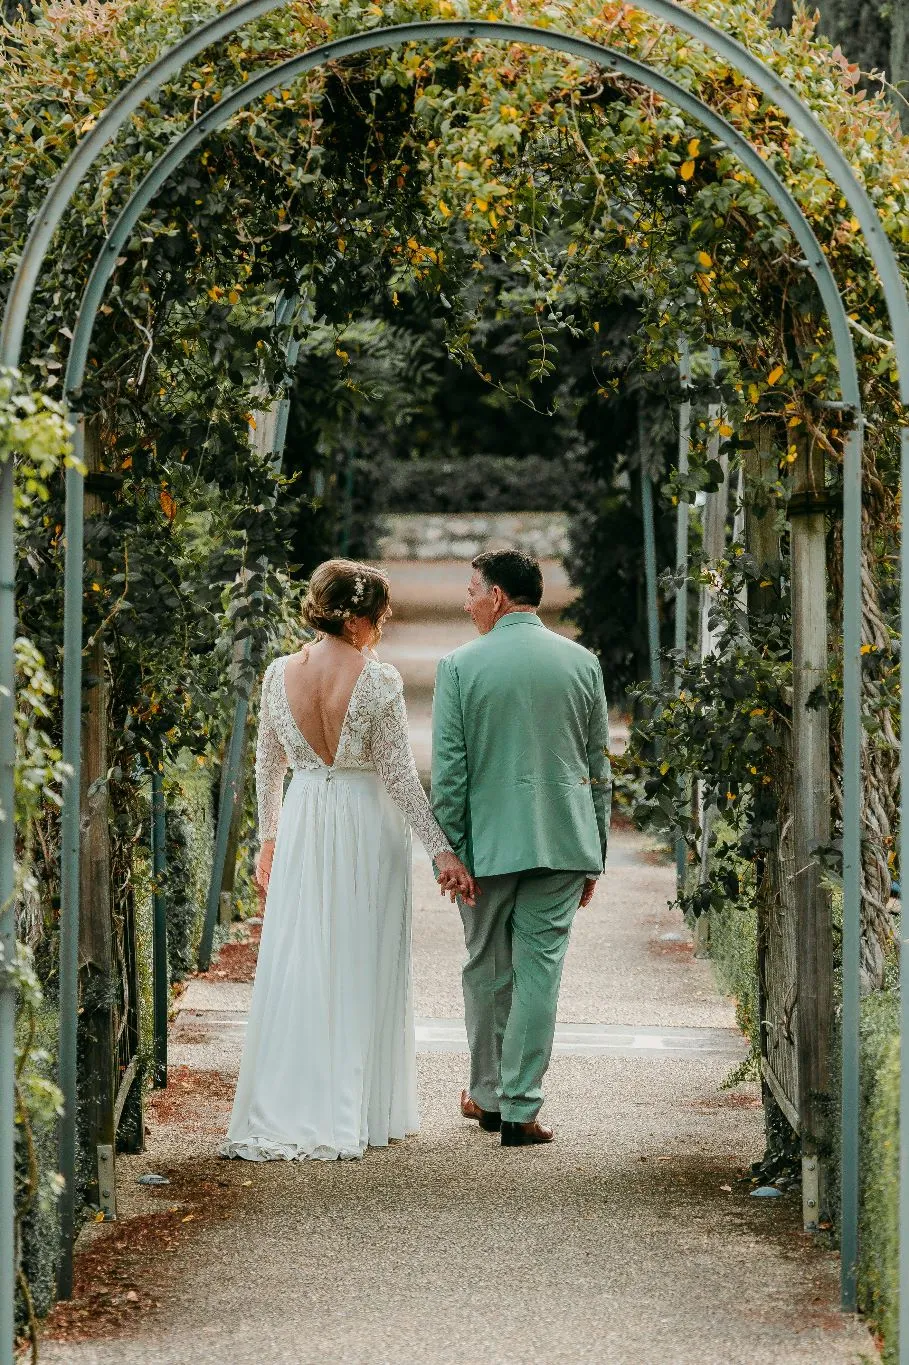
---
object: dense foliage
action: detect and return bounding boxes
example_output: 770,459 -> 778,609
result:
2,0 -> 909,1347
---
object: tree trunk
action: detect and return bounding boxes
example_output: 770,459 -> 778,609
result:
77,422 -> 117,1218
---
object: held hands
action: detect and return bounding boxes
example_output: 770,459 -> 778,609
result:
435,851 -> 479,907
579,877 -> 597,909
255,840 -> 275,911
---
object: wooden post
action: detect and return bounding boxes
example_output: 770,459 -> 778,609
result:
694,371 -> 730,956
150,770 -> 168,1087
789,432 -> 834,1231
77,421 -> 117,1222
745,423 -> 801,1149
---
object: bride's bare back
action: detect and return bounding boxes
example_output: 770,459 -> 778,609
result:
282,639 -> 366,767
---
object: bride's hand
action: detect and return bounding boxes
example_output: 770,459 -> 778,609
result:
435,851 -> 479,907
256,840 -> 275,908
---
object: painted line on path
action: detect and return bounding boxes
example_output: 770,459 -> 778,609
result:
174,1010 -> 746,1059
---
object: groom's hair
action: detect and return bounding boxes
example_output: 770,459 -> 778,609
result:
472,549 -> 543,607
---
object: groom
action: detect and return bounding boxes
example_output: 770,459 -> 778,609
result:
431,549 -> 611,1147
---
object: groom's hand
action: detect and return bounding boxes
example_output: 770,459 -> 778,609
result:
435,851 -> 479,907
579,878 -> 597,908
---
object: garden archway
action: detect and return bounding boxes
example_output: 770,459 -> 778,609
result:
2,5 -> 909,1357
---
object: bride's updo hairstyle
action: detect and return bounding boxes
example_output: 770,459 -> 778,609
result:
301,559 -> 390,637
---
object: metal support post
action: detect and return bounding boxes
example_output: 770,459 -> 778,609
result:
897,426 -> 909,1358
840,415 -> 864,1310
56,422 -> 86,1302
0,454 -> 15,1365
639,405 -> 662,690
674,341 -> 691,893
150,769 -> 168,1088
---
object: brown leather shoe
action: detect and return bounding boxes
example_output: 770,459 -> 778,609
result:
460,1089 -> 501,1132
501,1118 -> 554,1146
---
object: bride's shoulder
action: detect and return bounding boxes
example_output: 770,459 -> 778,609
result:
260,653 -> 291,688
368,658 -> 404,702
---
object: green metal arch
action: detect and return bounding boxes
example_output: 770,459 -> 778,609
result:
2,5 -> 908,1359
58,15 -> 869,1318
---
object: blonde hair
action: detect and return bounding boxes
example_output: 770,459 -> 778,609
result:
301,559 -> 390,637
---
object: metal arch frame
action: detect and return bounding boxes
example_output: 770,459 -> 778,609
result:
0,5 -> 906,1358
48,16 -> 876,1314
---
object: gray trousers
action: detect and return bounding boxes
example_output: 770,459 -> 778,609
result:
459,868 -> 585,1123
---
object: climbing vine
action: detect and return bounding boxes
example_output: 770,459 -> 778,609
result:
2,0 -> 909,1336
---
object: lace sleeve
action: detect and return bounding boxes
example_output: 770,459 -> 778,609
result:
255,662 -> 289,843
372,665 -> 453,858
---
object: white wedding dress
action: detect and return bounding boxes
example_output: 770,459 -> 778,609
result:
220,652 -> 452,1162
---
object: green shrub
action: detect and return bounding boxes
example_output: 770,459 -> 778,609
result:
707,880 -> 760,1065
857,982 -> 900,1360
164,766 -> 215,980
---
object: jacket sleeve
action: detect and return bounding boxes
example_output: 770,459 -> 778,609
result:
587,664 -> 612,870
430,655 -> 470,863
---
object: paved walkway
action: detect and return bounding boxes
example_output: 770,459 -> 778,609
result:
41,828 -> 876,1365
40,561 -> 877,1363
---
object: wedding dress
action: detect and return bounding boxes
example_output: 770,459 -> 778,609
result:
220,652 -> 452,1161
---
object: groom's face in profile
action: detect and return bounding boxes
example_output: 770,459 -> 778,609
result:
465,570 -> 503,636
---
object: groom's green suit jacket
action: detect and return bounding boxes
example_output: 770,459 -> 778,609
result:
430,613 -> 611,878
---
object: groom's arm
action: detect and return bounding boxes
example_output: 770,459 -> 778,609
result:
431,655 -> 470,863
586,664 -> 612,869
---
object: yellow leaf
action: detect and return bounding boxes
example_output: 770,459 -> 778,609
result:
227,290 -> 239,305
247,415 -> 257,431
593,320 -> 600,334
860,643 -> 875,655
475,198 -> 488,212
680,160 -> 695,181
407,237 -> 420,251
337,237 -> 346,254
120,456 -> 133,470
719,423 -> 733,438
91,582 -> 102,593
687,138 -> 700,157
697,251 -> 712,268
438,200 -> 451,217
767,364 -> 784,386
567,241 -> 578,257
159,489 -> 177,522
336,349 -> 349,363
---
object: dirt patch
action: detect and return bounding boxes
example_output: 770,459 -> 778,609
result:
648,935 -> 694,962
198,921 -> 260,983
147,1066 -> 235,1137
42,1160 -> 236,1346
689,1090 -> 763,1113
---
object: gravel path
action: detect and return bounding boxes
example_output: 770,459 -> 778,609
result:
40,568 -> 878,1362
40,828 -> 877,1365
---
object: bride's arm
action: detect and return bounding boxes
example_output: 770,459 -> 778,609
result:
255,663 -> 289,849
372,670 -> 454,860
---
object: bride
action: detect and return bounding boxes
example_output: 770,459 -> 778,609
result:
220,559 -> 475,1162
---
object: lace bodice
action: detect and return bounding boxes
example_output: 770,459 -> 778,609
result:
255,653 -> 452,858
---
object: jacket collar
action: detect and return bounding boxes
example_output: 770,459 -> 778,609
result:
491,612 -> 544,632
